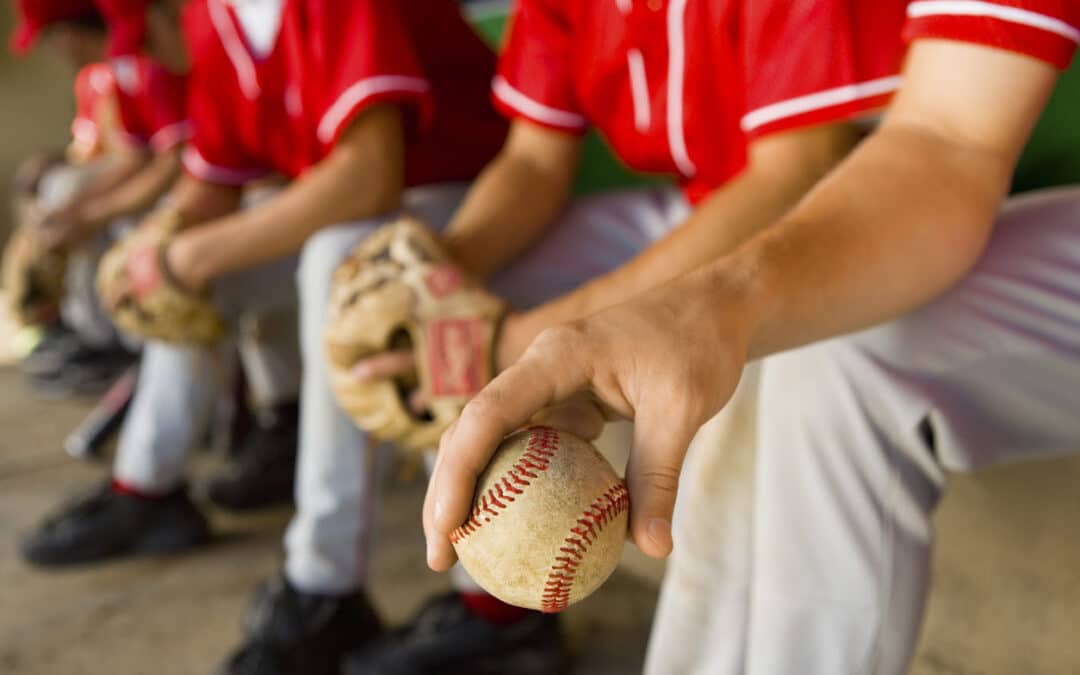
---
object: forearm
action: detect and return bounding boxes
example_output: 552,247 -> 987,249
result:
442,122 -> 581,279
710,122 -> 1013,360
80,148 -> 182,227
443,151 -> 576,278
524,124 -> 860,334
70,149 -> 149,202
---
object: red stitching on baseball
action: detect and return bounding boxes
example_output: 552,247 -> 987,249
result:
540,482 -> 630,613
449,427 -> 558,545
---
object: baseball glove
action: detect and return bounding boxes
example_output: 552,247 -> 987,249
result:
96,209 -> 225,345
325,218 -> 507,453
3,196 -> 67,326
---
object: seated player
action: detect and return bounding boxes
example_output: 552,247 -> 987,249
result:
9,0 -> 187,391
425,1 -> 1080,673
11,0 -> 301,511
57,1 -> 506,673
341,0 -> 909,672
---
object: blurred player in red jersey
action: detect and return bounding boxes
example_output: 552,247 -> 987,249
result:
425,2 -> 1080,673
32,1 -> 510,673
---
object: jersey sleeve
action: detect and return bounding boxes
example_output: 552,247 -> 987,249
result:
142,66 -> 192,152
492,0 -> 587,134
903,1 -> 1080,69
307,1 -> 434,148
740,0 -> 908,139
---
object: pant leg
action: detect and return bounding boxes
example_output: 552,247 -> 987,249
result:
488,186 -> 689,307
285,184 -> 469,594
644,364 -> 760,675
112,340 -> 225,492
113,235 -> 300,492
743,186 -> 1080,675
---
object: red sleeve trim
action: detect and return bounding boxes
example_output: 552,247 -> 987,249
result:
491,75 -> 588,134
316,75 -> 432,147
741,75 -> 901,137
904,1 -> 1079,69
182,147 -> 270,186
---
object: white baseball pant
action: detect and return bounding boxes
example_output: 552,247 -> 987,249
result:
283,183 -> 689,594
649,185 -> 1080,674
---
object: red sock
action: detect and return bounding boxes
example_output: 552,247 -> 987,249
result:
111,478 -> 171,500
459,591 -> 529,625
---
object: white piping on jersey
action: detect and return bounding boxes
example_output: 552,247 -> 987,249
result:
208,0 -> 261,100
492,76 -> 589,130
615,0 -> 632,15
740,75 -> 902,133
666,0 -> 696,177
226,0 -> 284,59
109,56 -> 139,95
150,122 -> 194,152
183,147 -> 270,185
627,49 -> 652,133
318,76 -> 431,144
908,1 -> 1080,43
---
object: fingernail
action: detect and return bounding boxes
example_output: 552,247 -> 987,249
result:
647,518 -> 673,554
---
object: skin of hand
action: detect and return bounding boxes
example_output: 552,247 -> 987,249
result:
38,147 -> 182,251
163,104 -> 406,291
353,120 -> 858,403
422,39 -> 1060,570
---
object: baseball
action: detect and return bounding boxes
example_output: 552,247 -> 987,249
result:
451,426 -> 629,613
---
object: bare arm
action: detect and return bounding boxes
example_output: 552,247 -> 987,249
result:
725,41 -> 1056,359
424,40 -> 1061,567
167,105 -> 406,288
443,120 -> 582,278
78,146 -> 182,227
506,123 -> 861,352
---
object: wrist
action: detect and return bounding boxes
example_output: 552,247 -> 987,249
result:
696,250 -> 774,362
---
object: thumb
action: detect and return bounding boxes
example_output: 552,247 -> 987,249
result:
624,406 -> 698,559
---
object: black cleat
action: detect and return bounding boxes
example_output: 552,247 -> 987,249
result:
29,343 -> 138,399
21,482 -> 209,567
206,401 -> 299,511
219,577 -> 382,675
20,321 -> 85,377
343,593 -> 569,675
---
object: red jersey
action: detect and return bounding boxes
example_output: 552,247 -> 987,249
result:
903,0 -> 1079,68
109,54 -> 191,152
496,0 -> 908,204
180,0 -> 507,187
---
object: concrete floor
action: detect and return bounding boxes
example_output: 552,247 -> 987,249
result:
1,366 -> 1079,675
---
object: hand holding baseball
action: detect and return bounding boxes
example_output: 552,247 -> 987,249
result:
423,270 -> 753,570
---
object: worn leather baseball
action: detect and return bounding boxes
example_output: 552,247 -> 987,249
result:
451,426 -> 629,612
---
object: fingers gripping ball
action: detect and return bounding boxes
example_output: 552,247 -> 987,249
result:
451,427 -> 630,613
325,218 -> 506,453
2,197 -> 67,326
96,210 -> 224,345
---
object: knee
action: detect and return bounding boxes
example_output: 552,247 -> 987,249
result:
759,340 -> 867,435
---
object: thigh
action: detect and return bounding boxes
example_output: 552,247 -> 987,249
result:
489,186 -> 689,308
844,186 -> 1080,470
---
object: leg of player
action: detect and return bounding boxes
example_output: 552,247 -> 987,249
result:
19,249 -> 300,568
20,340 -> 218,567
207,306 -> 302,511
740,186 -> 1080,675
220,185 -> 469,675
644,364 -> 761,674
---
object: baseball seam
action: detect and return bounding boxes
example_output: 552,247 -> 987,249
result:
449,426 -> 559,544
540,481 -> 630,613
